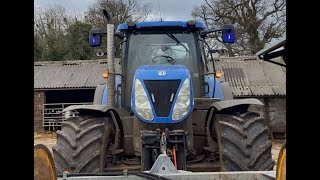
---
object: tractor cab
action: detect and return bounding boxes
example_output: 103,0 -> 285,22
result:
90,20 -> 235,123
117,21 -> 207,123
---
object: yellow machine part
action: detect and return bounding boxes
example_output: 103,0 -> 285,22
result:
34,144 -> 57,180
276,141 -> 286,180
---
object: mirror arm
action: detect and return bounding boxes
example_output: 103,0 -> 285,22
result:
207,28 -> 230,34
200,28 -> 231,38
93,32 -> 108,36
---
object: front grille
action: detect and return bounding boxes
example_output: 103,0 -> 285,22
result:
144,80 -> 181,117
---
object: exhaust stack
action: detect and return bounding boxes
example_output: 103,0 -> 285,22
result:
104,9 -> 115,107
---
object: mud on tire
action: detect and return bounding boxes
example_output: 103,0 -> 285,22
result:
52,113 -> 114,173
214,111 -> 275,171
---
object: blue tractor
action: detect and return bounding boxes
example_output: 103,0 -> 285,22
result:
52,10 -> 274,173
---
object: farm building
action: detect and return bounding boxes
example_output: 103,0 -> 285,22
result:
34,56 -> 285,138
34,59 -> 121,132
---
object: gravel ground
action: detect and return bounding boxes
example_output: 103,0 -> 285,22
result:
272,139 -> 285,170
34,132 -> 56,154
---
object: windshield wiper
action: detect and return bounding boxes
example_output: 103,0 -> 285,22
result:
166,34 -> 190,52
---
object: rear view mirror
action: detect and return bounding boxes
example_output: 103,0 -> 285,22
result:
115,32 -> 125,39
222,25 -> 235,44
89,28 -> 103,47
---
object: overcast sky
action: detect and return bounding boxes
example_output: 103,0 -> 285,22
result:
34,0 -> 203,21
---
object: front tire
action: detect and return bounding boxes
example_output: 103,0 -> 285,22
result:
52,113 -> 114,173
214,111 -> 275,171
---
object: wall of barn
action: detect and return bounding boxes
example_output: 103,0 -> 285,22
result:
243,96 -> 286,139
34,91 -> 45,132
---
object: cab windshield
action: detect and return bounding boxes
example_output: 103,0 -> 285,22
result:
126,33 -> 199,74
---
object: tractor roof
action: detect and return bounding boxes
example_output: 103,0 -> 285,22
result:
116,21 -> 207,32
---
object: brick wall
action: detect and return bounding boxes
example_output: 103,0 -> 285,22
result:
34,91 -> 45,132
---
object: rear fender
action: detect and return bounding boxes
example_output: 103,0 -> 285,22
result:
92,75 -> 122,106
93,84 -> 107,105
220,81 -> 233,100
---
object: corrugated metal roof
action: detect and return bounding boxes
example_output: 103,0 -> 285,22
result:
34,57 -> 286,97
215,56 -> 286,97
34,59 -> 121,89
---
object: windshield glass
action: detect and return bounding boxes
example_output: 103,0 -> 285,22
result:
126,33 -> 198,74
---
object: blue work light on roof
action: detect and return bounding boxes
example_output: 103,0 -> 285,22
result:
222,25 -> 235,44
89,28 -> 102,47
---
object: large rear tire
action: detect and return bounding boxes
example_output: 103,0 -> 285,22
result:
52,113 -> 114,173
214,111 -> 274,171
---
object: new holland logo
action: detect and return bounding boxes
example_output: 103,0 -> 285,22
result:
158,70 -> 166,76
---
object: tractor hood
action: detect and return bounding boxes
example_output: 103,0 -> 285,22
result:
131,65 -> 194,124
136,65 -> 189,80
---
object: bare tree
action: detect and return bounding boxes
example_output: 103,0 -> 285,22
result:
34,5 -> 88,61
34,5 -> 72,38
34,5 -> 72,61
84,0 -> 152,58
84,0 -> 152,30
192,0 -> 286,56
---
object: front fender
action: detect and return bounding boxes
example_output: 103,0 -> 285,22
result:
62,105 -> 115,113
62,105 -> 123,151
211,98 -> 264,111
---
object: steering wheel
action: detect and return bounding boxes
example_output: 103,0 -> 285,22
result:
151,55 -> 175,64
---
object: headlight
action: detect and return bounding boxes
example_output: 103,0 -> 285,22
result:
172,78 -> 191,120
134,79 -> 154,120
